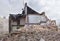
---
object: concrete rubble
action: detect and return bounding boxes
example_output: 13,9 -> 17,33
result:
0,20 -> 60,41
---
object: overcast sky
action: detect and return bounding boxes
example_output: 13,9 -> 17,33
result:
0,0 -> 60,24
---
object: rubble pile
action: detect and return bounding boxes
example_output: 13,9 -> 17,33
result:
0,20 -> 60,41
0,24 -> 60,41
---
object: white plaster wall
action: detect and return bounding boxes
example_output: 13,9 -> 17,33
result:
3,18 -> 9,34
0,17 -> 9,34
28,15 -> 47,23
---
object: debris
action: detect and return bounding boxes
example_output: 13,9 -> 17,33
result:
0,25 -> 59,41
0,20 -> 60,41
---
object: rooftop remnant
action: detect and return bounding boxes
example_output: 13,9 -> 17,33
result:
9,3 -> 56,33
9,3 -> 45,32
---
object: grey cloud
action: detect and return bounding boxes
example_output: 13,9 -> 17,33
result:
27,0 -> 43,13
0,0 -> 23,17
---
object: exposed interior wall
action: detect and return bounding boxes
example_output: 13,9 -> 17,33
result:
28,14 -> 48,24
20,17 -> 26,25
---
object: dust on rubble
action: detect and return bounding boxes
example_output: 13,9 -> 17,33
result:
0,20 -> 60,41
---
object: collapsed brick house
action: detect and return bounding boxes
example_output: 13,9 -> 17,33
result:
9,3 -> 49,32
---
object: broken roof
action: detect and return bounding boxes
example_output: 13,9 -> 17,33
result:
22,3 -> 39,14
9,3 -> 45,21
22,6 -> 39,14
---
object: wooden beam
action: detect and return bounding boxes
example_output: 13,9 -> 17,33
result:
9,16 -> 12,33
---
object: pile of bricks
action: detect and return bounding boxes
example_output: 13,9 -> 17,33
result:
0,24 -> 60,41
0,19 -> 59,41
